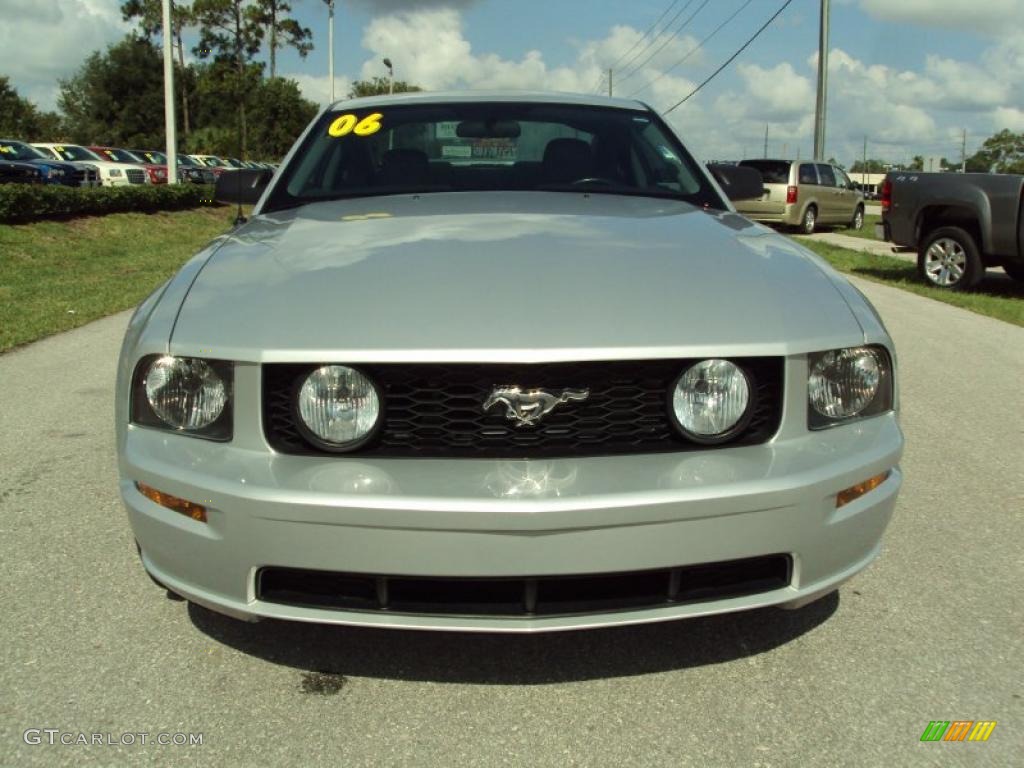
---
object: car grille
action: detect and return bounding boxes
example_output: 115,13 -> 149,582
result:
262,358 -> 783,458
72,169 -> 98,187
256,555 -> 793,617
126,169 -> 146,184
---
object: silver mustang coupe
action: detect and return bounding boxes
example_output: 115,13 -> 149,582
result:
117,92 -> 904,632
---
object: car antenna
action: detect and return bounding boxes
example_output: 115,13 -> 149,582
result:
233,85 -> 247,227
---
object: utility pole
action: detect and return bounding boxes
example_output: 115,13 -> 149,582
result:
782,142 -> 788,159
961,128 -> 967,173
161,0 -> 177,185
813,0 -> 830,160
608,68 -> 613,97
324,0 -> 335,102
862,134 -> 867,189
763,124 -> 769,158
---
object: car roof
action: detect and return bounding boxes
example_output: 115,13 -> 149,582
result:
326,90 -> 651,113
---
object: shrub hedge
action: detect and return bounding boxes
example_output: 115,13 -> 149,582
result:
0,183 -> 220,223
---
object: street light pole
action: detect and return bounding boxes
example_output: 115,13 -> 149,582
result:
383,58 -> 394,94
324,0 -> 335,102
161,0 -> 177,184
813,0 -> 830,161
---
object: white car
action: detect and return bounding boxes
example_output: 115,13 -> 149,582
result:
32,143 -> 150,187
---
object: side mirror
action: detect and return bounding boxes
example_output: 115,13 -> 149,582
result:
215,168 -> 272,204
707,164 -> 764,202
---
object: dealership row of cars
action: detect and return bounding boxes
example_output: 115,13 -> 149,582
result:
0,139 -> 276,187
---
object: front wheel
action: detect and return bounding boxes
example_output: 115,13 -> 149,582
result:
799,205 -> 817,235
850,206 -> 864,231
918,226 -> 984,290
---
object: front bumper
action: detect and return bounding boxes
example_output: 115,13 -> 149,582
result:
121,411 -> 903,632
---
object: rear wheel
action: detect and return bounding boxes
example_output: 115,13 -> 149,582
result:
850,205 -> 864,231
918,226 -> 984,290
799,205 -> 817,234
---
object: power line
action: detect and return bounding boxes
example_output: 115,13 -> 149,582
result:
612,0 -> 698,84
628,0 -> 755,98
664,0 -> 795,114
617,0 -> 710,87
591,0 -> 683,93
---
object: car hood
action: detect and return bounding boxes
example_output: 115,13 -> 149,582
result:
170,192 -> 865,362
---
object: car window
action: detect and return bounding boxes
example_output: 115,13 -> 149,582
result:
815,164 -> 836,187
0,141 -> 46,161
265,102 -> 721,212
738,160 -> 790,184
798,163 -> 818,185
836,168 -> 853,189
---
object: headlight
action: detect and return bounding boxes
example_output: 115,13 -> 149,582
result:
296,365 -> 381,450
670,359 -> 752,443
132,356 -> 232,439
808,346 -> 893,429
109,168 -> 122,176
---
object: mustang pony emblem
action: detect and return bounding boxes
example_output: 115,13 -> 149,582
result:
483,386 -> 590,427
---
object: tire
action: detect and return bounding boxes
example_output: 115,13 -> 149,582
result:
849,205 -> 864,231
918,226 -> 984,290
799,205 -> 817,235
1002,262 -> 1024,282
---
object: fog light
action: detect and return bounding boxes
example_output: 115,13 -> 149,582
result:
836,471 -> 890,508
136,482 -> 207,522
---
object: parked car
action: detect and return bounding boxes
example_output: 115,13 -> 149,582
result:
877,171 -> 1024,289
118,91 -> 903,632
0,139 -> 100,187
734,159 -> 866,234
90,146 -> 167,184
0,158 -> 45,184
130,150 -> 216,185
186,154 -> 230,177
32,143 -> 149,186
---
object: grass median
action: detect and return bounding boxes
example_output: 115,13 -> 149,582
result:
0,206 -> 238,352
798,239 -> 1024,327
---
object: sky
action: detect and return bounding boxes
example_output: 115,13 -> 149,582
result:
4,0 -> 1024,165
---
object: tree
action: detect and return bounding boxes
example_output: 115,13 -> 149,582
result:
965,129 -> 1024,174
58,36 -> 172,146
121,0 -> 195,135
347,77 -> 422,99
248,77 -> 317,158
192,0 -> 264,156
0,77 -> 64,140
849,158 -> 888,174
250,0 -> 312,79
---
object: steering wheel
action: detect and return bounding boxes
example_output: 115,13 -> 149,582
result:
570,177 -> 617,186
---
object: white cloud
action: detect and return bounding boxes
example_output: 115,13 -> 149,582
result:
0,0 -> 130,110
993,106 -> 1024,130
859,0 -> 1024,37
286,72 -> 353,107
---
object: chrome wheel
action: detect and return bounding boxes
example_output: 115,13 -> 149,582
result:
851,208 -> 864,230
923,238 -> 967,286
801,207 -> 816,234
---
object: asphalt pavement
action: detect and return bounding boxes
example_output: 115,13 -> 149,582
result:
1,280 -> 1022,767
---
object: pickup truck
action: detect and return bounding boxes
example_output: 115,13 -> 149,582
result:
877,172 -> 1024,289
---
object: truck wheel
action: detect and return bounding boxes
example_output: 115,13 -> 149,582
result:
919,226 -> 983,290
1002,263 -> 1024,282
849,206 -> 864,231
799,205 -> 817,235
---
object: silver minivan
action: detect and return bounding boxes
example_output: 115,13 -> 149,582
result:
735,159 -> 865,234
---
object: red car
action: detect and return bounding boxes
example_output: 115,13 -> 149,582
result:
89,147 -> 167,184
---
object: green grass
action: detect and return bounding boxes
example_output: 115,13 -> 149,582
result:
832,213 -> 881,240
0,206 -> 239,352
798,239 -> 1024,327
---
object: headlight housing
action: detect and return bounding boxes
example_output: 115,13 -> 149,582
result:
670,359 -> 754,443
808,345 -> 893,429
131,355 -> 233,440
295,365 -> 381,451
109,168 -> 122,177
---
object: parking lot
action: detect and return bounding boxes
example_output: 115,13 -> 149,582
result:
1,277 -> 1021,767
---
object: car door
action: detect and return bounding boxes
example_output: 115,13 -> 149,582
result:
814,163 -> 839,222
834,167 -> 859,221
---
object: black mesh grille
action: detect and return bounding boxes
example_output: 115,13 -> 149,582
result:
256,555 -> 793,617
126,169 -> 146,184
263,358 -> 783,458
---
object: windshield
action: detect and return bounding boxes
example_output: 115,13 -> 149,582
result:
132,150 -> 167,164
47,145 -> 102,162
264,102 -> 720,212
198,156 -> 227,167
96,148 -> 142,164
0,140 -> 47,161
738,160 -> 791,185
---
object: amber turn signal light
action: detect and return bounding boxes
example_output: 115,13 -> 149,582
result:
836,471 -> 891,508
136,482 -> 208,522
